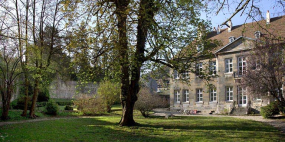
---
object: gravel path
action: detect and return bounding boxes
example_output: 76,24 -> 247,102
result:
153,112 -> 285,134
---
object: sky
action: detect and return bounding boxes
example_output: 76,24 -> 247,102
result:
203,0 -> 285,29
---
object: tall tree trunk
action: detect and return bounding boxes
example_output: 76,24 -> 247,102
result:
21,78 -> 29,116
1,86 -> 13,120
29,79 -> 39,118
21,0 -> 30,117
114,0 -> 137,126
1,93 -> 10,120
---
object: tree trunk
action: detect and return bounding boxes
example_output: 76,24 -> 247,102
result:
29,79 -> 39,118
1,103 -> 9,120
21,78 -> 29,116
120,93 -> 137,126
1,86 -> 13,120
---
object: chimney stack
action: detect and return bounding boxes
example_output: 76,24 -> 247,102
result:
217,25 -> 220,34
227,20 -> 232,32
266,10 -> 270,24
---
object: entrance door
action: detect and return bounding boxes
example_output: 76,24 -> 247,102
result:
238,87 -> 247,107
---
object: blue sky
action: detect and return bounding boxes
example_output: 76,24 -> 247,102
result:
203,0 -> 285,29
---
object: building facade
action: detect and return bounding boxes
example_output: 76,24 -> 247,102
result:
170,13 -> 285,114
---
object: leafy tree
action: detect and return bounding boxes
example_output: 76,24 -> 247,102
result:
241,38 -> 285,108
63,0 -> 212,126
97,80 -> 120,113
0,38 -> 22,120
135,87 -> 169,118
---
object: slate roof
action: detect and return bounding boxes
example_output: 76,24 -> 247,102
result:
208,15 -> 285,53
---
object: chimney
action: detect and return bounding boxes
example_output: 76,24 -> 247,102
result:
217,25 -> 220,34
227,20 -> 232,32
266,10 -> 270,24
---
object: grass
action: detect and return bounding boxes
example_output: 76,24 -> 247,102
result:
0,116 -> 284,142
1,105 -> 284,141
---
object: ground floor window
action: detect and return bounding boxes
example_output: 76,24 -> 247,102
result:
183,90 -> 189,102
226,86 -> 233,101
210,89 -> 217,102
175,90 -> 180,103
196,89 -> 203,102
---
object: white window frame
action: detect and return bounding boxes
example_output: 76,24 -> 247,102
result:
174,70 -> 179,79
196,62 -> 203,76
182,71 -> 189,79
225,58 -> 233,73
209,61 -> 216,75
210,89 -> 217,102
183,90 -> 189,102
175,90 -> 180,103
226,86 -> 233,101
196,89 -> 203,102
238,57 -> 246,75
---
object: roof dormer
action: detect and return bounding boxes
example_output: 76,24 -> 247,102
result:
229,36 -> 235,43
254,31 -> 261,39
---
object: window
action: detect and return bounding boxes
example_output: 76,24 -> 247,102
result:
209,61 -> 216,75
254,31 -> 261,39
197,44 -> 203,52
238,86 -> 246,104
183,90 -> 189,102
173,70 -> 179,79
226,87 -> 233,101
196,62 -> 203,76
210,88 -> 217,102
182,71 -> 189,79
175,90 -> 180,103
225,58 -> 233,73
229,36 -> 235,43
196,89 -> 203,102
238,57 -> 246,75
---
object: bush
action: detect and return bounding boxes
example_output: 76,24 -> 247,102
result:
64,105 -> 73,110
37,88 -> 50,102
97,80 -> 120,113
45,100 -> 59,115
73,95 -> 105,115
135,88 -> 169,117
36,102 -> 47,107
10,97 -> 32,110
260,102 -> 280,118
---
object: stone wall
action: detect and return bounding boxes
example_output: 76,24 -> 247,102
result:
49,80 -> 98,99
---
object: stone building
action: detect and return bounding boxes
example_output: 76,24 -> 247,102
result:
170,12 -> 285,114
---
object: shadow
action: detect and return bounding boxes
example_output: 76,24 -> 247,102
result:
269,115 -> 285,119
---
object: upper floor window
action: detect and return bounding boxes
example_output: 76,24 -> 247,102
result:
209,61 -> 216,75
210,88 -> 217,102
226,86 -> 233,101
197,44 -> 204,52
225,58 -> 233,73
183,90 -> 189,102
196,62 -> 203,76
196,89 -> 203,102
173,70 -> 179,79
238,57 -> 246,75
182,71 -> 189,79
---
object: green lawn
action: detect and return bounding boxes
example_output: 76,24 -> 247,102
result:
0,115 -> 284,142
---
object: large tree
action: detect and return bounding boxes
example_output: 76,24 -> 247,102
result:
241,38 -> 285,107
64,0 -> 211,126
